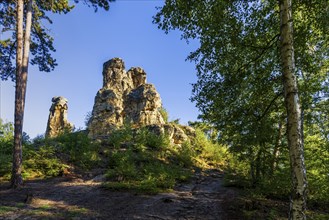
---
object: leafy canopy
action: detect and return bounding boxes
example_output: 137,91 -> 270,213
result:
0,0 -> 115,81
154,0 -> 328,131
154,0 -> 329,189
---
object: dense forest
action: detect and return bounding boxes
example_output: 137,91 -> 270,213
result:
1,0 -> 329,219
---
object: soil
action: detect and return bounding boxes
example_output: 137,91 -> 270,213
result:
0,169 -> 244,220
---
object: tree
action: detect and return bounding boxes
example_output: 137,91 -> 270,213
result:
11,0 -> 26,188
0,118 -> 14,144
0,0 -> 115,188
154,0 -> 328,219
279,0 -> 306,218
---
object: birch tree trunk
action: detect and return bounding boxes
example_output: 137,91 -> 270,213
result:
11,0 -> 33,189
279,0 -> 307,219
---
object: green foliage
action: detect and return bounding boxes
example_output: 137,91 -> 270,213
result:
0,0 -> 115,80
104,125 -> 230,193
0,120 -> 14,179
0,139 -> 68,180
154,1 -> 329,209
0,206 -> 17,215
84,111 -> 93,127
192,129 -> 230,168
171,141 -> 195,168
105,125 -> 192,193
0,119 -> 14,140
107,124 -> 133,148
53,131 -> 101,170
105,144 -> 190,193
0,1 -> 72,80
304,125 -> 329,204
223,157 -> 251,188
22,145 -> 68,179
0,126 -> 101,180
260,167 -> 291,198
189,121 -> 219,142
159,107 -> 169,123
170,118 -> 180,124
134,128 -> 170,150
306,211 -> 329,220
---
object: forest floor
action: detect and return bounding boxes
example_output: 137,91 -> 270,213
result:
0,169 -> 250,220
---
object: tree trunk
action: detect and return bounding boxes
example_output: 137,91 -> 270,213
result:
23,0 -> 33,73
11,0 -> 33,189
11,0 -> 24,189
279,0 -> 307,219
270,116 -> 284,175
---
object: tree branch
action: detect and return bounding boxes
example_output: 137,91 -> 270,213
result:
236,34 -> 280,74
257,92 -> 283,121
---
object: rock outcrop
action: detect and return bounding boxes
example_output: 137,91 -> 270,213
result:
88,57 -> 195,143
146,124 -> 193,145
88,58 -> 165,138
45,96 -> 73,138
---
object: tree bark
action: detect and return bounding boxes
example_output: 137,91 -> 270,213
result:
279,0 -> 307,219
23,0 -> 33,73
11,0 -> 24,189
270,116 -> 284,175
11,0 -> 33,188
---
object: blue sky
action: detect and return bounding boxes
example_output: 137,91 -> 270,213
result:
1,0 -> 200,138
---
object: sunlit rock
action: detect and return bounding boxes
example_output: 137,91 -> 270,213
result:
45,96 -> 73,138
88,58 -> 165,138
87,57 -> 195,143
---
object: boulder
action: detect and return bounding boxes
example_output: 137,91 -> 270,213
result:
146,124 -> 194,145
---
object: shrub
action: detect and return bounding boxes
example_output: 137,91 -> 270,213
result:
23,145 -> 68,179
53,131 -> 101,170
134,128 -> 170,150
193,129 -> 231,168
104,126 -> 191,193
105,151 -> 191,193
169,141 -> 195,168
0,120 -> 14,180
159,107 -> 169,123
107,124 -> 133,148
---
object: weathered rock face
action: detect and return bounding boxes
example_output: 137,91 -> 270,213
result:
88,58 -> 165,138
146,124 -> 193,145
88,57 -> 196,143
45,96 -> 73,138
124,84 -> 164,126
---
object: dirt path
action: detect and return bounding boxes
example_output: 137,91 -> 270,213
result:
0,170 -> 243,219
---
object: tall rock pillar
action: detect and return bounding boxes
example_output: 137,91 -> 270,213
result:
45,96 -> 73,138
87,58 -> 165,139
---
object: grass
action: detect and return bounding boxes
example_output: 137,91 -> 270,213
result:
0,125 -> 229,193
104,126 -> 197,193
100,126 -> 231,193
1,122 -> 329,219
306,211 -> 329,220
0,206 -> 17,215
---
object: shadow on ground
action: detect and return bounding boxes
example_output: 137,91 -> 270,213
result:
0,170 -> 244,220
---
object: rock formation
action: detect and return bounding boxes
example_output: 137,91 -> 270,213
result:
146,124 -> 194,145
88,57 -> 195,144
88,58 -> 165,138
45,96 -> 73,138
